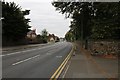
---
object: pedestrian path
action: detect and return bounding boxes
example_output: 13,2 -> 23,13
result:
61,42 -> 118,79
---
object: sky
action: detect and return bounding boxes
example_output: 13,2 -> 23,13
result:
5,0 -> 71,38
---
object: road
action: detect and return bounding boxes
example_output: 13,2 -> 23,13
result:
2,42 -> 72,78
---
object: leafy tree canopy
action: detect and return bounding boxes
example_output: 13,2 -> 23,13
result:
2,1 -> 31,41
52,2 -> 120,40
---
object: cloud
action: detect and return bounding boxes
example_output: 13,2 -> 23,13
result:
5,0 -> 71,37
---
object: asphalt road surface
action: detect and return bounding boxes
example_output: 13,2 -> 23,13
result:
2,42 -> 72,78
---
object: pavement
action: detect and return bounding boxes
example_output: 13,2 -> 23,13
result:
2,42 -> 72,78
60,42 -> 119,80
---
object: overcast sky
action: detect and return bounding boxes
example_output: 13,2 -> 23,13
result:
5,0 -> 71,38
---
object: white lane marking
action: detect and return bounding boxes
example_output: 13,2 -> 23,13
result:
56,56 -> 62,58
62,61 -> 71,78
2,43 -> 58,57
2,52 -> 21,56
12,55 -> 40,66
2,42 -> 69,57
2,49 -> 37,57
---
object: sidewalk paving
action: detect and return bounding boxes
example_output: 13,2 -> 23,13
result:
61,42 -> 118,79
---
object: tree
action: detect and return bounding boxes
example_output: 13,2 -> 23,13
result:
65,29 -> 75,42
91,2 -> 120,39
2,1 -> 31,42
52,2 -> 94,49
52,2 -> 93,41
41,29 -> 48,37
41,29 -> 48,43
52,2 -> 120,40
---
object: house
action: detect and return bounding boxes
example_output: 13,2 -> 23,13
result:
47,34 -> 55,43
26,29 -> 37,43
47,34 -> 59,43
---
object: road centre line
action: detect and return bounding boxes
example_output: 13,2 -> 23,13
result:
12,55 -> 40,66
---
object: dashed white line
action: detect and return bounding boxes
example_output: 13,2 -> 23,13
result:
12,55 -> 40,66
56,56 -> 62,58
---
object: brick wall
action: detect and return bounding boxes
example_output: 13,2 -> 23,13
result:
88,40 -> 120,56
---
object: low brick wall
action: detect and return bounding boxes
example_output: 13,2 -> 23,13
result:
88,40 -> 120,56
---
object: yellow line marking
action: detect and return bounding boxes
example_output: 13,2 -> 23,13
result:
50,44 -> 74,80
55,53 -> 71,78
50,54 -> 70,79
